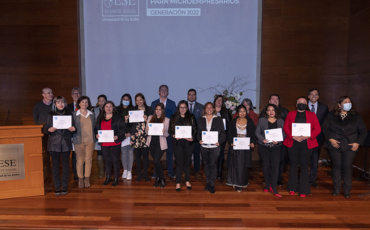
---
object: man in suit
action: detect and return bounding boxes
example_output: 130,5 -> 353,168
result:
187,89 -> 203,179
151,85 -> 177,178
68,87 -> 82,180
308,88 -> 329,188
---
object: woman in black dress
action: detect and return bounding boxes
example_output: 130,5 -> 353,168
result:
226,104 -> 256,192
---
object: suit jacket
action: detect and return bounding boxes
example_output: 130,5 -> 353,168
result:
68,102 -> 76,113
189,101 -> 203,122
196,116 -> 226,145
146,116 -> 170,150
283,110 -> 321,149
151,98 -> 176,118
311,102 -> 329,144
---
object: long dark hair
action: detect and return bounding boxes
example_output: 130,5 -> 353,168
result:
172,100 -> 192,125
118,93 -> 133,109
134,93 -> 149,108
76,96 -> 92,110
95,94 -> 107,107
333,96 -> 355,116
261,104 -> 281,119
97,101 -> 116,123
150,103 -> 165,123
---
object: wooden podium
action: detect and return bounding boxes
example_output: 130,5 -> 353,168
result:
0,126 -> 44,199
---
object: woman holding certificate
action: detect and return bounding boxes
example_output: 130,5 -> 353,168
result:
226,104 -> 256,192
117,93 -> 134,181
72,96 -> 96,189
44,96 -> 76,196
283,97 -> 321,198
255,104 -> 285,197
146,103 -> 170,188
322,96 -> 367,198
197,102 -> 226,194
95,101 -> 126,186
94,94 -> 107,179
213,95 -> 231,182
169,100 -> 197,191
130,93 -> 152,182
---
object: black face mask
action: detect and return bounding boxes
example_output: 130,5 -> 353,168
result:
296,103 -> 307,111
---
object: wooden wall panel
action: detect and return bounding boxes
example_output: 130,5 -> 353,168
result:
0,0 -> 79,125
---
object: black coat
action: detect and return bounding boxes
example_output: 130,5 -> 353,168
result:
43,110 -> 75,152
322,111 -> 367,151
217,108 -> 231,131
196,116 -> 226,145
95,113 -> 126,144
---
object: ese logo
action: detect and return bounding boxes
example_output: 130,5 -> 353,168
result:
102,0 -> 139,17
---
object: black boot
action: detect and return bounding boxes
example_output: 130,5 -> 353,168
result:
103,177 -> 111,185
153,178 -> 160,187
112,178 -> 119,187
160,178 -> 166,188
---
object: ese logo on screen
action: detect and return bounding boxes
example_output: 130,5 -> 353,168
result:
102,0 -> 139,17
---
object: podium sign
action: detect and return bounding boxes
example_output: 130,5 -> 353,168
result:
0,144 -> 25,181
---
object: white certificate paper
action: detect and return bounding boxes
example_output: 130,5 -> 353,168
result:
223,118 -> 226,130
265,128 -> 284,143
129,110 -> 144,123
175,126 -> 192,139
53,115 -> 72,129
202,131 -> 218,144
233,137 -> 250,150
148,123 -> 164,136
292,123 -> 311,136
98,130 -> 114,143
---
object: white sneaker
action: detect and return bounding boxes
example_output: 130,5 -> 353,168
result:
126,171 -> 132,180
122,170 -> 127,179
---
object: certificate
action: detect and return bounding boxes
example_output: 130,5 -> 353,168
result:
222,118 -> 226,130
98,130 -> 114,143
175,126 -> 192,139
264,128 -> 284,143
129,110 -> 144,123
148,123 -> 164,136
233,137 -> 250,150
202,131 -> 218,144
292,123 -> 311,136
53,115 -> 72,129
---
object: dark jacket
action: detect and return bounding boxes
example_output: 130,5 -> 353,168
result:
196,116 -> 226,145
322,111 -> 367,151
217,108 -> 231,131
43,110 -> 75,152
117,106 -> 133,134
95,113 -> 126,144
169,113 -> 197,142
228,118 -> 257,149
255,117 -> 285,147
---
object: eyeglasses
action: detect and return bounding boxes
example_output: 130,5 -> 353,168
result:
179,107 -> 187,109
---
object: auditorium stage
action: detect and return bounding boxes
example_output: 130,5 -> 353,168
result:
0,161 -> 369,229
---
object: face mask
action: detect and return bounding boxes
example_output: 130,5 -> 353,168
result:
122,100 -> 130,106
296,103 -> 307,111
342,103 -> 352,111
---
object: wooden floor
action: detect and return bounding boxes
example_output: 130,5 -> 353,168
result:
0,161 -> 370,229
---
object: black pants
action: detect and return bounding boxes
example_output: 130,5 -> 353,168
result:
174,140 -> 194,183
150,143 -> 164,179
259,145 -> 280,192
102,145 -> 121,179
278,145 -> 286,184
287,142 -> 312,195
71,151 -> 77,177
201,147 -> 220,186
134,147 -> 149,178
309,145 -> 322,183
329,148 -> 357,194
50,151 -> 70,191
217,142 -> 226,178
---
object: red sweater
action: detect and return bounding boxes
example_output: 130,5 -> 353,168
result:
283,110 -> 321,149
101,119 -> 121,147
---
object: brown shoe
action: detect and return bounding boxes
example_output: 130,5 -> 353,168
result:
78,178 -> 84,189
84,177 -> 90,188
194,172 -> 202,180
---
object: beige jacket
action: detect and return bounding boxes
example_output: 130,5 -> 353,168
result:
146,116 -> 170,150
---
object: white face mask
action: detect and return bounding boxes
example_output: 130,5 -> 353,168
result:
342,103 -> 352,111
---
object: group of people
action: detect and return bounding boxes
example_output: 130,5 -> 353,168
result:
33,86 -> 367,198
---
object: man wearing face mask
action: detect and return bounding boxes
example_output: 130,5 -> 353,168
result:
307,88 -> 328,188
322,96 -> 367,198
283,96 -> 321,198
